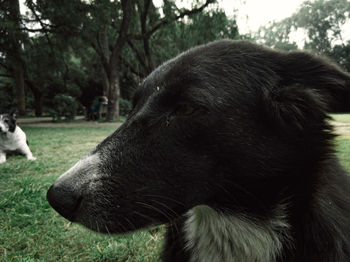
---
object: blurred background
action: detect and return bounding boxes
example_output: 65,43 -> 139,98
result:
1,0 -> 349,122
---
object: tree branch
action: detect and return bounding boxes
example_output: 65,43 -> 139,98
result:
0,73 -> 12,78
122,56 -> 145,79
127,39 -> 147,72
109,0 -> 133,72
25,0 -> 56,55
130,0 -> 215,40
0,61 -> 11,71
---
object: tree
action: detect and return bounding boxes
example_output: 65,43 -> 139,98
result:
257,19 -> 299,51
97,0 -> 216,121
1,0 -> 240,119
23,35 -> 87,116
25,0 -> 216,121
119,4 -> 240,101
126,0 -> 217,76
294,0 -> 350,55
259,0 -> 350,70
0,0 -> 27,115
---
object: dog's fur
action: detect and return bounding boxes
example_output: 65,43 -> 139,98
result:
0,111 -> 36,163
47,40 -> 350,262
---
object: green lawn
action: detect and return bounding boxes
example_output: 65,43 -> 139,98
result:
1,127 -> 350,262
0,127 -> 164,262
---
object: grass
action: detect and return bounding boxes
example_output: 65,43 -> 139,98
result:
0,127 -> 164,262
1,126 -> 350,262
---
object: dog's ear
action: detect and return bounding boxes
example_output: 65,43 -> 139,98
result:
10,109 -> 17,121
262,50 -> 350,135
275,51 -> 350,113
8,109 -> 17,132
262,85 -> 329,135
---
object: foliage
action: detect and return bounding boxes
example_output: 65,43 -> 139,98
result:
0,75 -> 15,113
0,0 -> 27,115
0,0 -> 240,119
50,94 -> 78,121
258,0 -> 350,70
119,98 -> 132,117
258,19 -> 299,51
294,0 -> 350,55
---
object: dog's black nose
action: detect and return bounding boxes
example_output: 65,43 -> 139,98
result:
47,184 -> 82,221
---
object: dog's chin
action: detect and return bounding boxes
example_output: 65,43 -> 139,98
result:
77,220 -> 131,234
75,212 -> 158,235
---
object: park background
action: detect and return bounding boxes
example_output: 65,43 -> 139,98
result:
1,0 -> 350,261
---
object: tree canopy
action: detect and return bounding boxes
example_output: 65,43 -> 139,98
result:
258,0 -> 350,71
0,0 -> 240,119
6,0 -> 349,120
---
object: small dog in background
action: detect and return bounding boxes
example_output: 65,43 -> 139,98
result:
0,111 -> 36,163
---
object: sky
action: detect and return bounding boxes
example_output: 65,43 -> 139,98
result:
215,0 -> 306,34
153,0 -> 306,34
156,0 -> 350,45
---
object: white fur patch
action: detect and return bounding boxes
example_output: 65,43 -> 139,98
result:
184,205 -> 291,262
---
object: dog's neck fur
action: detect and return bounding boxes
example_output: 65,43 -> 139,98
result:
184,205 -> 291,262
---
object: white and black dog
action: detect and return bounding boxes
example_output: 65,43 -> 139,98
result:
0,111 -> 36,163
47,40 -> 350,262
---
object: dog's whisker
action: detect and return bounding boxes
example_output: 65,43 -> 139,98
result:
123,217 -> 136,231
95,220 -> 100,233
143,194 -> 185,206
104,224 -> 111,236
116,219 -> 128,233
218,179 -> 264,205
148,198 -> 180,216
133,210 -> 155,223
135,201 -> 173,222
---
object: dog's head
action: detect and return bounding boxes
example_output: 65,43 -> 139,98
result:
0,110 -> 17,133
47,40 -> 350,234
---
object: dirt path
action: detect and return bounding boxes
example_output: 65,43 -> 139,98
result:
18,116 -> 122,128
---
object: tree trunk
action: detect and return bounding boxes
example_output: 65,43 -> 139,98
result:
104,0 -> 133,122
12,58 -> 26,115
99,25 -> 111,96
106,69 -> 120,121
102,67 -> 110,96
26,80 -> 43,116
33,92 -> 43,116
7,0 -> 26,116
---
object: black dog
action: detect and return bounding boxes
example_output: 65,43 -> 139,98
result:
47,40 -> 350,262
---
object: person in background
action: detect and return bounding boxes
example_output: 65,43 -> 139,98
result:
88,96 -> 108,120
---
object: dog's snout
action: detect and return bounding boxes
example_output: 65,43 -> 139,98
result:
47,183 -> 82,221
47,153 -> 101,221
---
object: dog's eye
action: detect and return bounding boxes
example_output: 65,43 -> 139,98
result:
4,119 -> 8,123
175,105 -> 195,116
